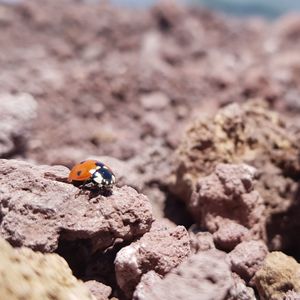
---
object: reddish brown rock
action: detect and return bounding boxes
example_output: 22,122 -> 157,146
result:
189,226 -> 215,253
189,163 -> 266,248
0,93 -> 37,158
133,271 -> 162,300
170,102 -> 300,251
115,220 -> 191,298
84,281 -> 111,300
0,159 -> 153,252
227,240 -> 268,282
213,220 -> 250,251
133,250 -> 233,300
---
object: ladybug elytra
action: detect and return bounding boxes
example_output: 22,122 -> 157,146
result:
68,160 -> 115,190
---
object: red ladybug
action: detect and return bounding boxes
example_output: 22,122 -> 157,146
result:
68,160 -> 115,189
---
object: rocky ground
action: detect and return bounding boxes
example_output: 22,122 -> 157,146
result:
0,0 -> 300,299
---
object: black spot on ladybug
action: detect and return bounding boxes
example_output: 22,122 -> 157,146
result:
80,161 -> 85,164
77,170 -> 82,176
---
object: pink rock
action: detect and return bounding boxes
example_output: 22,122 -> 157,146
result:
133,250 -> 233,300
140,92 -> 170,110
213,220 -> 249,251
133,271 -> 162,300
283,290 -> 300,300
115,220 -> 191,298
0,159 -> 153,252
84,281 -> 112,300
227,240 -> 268,282
189,226 -> 215,253
0,93 -> 37,158
227,273 -> 256,300
190,164 -> 266,248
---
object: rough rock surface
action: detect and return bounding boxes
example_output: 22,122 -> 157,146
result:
170,102 -> 300,250
115,220 -> 191,298
189,163 -> 266,248
227,273 -> 256,300
283,290 -> 300,300
0,237 -> 95,300
189,227 -> 215,253
84,281 -> 111,300
0,159 -> 153,252
254,252 -> 300,300
171,101 -> 299,205
0,93 -> 37,158
227,240 -> 268,282
213,220 -> 250,251
133,250 -> 233,300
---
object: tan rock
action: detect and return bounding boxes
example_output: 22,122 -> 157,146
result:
254,252 -> 300,300
0,237 -> 95,300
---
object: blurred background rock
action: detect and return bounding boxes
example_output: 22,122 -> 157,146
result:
111,0 -> 300,18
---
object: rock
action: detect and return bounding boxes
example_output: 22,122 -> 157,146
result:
115,220 -> 191,298
283,290 -> 300,300
227,273 -> 256,300
0,237 -> 94,300
213,220 -> 250,251
133,250 -> 233,300
140,92 -> 170,110
189,226 -> 215,253
254,252 -> 300,300
170,102 -> 300,247
133,271 -> 162,300
0,159 -> 153,252
0,93 -> 37,158
189,163 -> 266,247
227,240 -> 268,282
84,281 -> 111,300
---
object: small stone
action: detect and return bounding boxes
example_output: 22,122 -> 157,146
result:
115,220 -> 191,298
254,252 -> 300,300
227,240 -> 268,282
133,250 -> 233,300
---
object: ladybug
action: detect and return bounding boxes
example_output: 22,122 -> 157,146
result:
68,160 -> 115,190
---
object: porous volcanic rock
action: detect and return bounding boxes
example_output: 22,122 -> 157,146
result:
115,219 -> 191,298
189,163 -> 266,249
254,252 -> 300,300
0,159 -> 153,252
227,240 -> 268,282
0,237 -> 95,300
284,290 -> 300,300
84,280 -> 112,300
213,220 -> 250,251
133,249 -> 233,300
170,101 -> 300,226
0,93 -> 37,158
227,273 -> 256,300
189,227 -> 215,253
